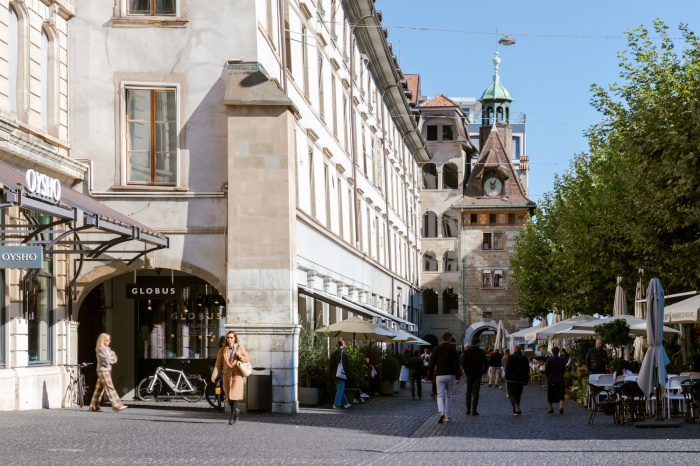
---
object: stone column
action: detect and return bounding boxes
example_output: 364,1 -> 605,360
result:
225,62 -> 300,414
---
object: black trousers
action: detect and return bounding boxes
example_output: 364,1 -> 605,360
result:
508,382 -> 525,406
466,377 -> 481,410
409,373 -> 422,398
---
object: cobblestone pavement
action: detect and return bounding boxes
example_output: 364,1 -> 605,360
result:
1,381 -> 699,465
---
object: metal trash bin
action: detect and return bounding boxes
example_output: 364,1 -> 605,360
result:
246,367 -> 272,412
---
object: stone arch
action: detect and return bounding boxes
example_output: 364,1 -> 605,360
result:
441,211 -> 458,238
73,258 -> 226,311
442,163 -> 459,189
422,211 -> 437,238
421,163 -> 437,189
442,251 -> 458,271
463,320 -> 509,347
423,251 -> 437,271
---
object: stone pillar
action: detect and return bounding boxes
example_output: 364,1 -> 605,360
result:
225,62 -> 300,414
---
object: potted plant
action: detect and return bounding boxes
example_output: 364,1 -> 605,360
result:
297,324 -> 329,406
343,344 -> 369,402
379,354 -> 401,396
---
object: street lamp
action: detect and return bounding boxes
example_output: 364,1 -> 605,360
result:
498,35 -> 515,46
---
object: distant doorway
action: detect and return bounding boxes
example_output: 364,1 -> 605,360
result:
78,283 -> 107,401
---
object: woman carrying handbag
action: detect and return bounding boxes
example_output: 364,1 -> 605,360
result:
212,331 -> 251,424
89,333 -> 128,412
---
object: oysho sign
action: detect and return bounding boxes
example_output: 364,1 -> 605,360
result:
126,284 -> 183,299
25,169 -> 61,202
0,246 -> 44,269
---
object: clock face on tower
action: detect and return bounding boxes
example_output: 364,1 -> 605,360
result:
484,177 -> 503,196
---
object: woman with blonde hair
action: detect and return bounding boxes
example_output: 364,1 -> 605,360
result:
89,333 -> 127,412
212,330 -> 250,425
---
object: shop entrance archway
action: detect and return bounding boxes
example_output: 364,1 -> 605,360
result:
78,268 -> 225,400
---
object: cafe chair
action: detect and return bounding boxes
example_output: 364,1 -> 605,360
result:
588,384 -> 617,426
619,382 -> 646,425
663,376 -> 688,418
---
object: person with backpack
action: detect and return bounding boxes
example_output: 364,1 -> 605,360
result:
328,339 -> 352,410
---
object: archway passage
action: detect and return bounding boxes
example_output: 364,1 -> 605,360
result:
78,269 -> 225,401
422,334 -> 439,348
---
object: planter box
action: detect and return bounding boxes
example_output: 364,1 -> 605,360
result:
379,381 -> 394,396
298,387 -> 319,406
394,380 -> 400,393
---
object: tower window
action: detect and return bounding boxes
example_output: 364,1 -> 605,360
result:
508,213 -> 515,225
483,233 -> 492,250
470,214 -> 477,224
427,125 -> 438,141
489,214 -> 496,226
442,125 -> 453,141
493,232 -> 504,250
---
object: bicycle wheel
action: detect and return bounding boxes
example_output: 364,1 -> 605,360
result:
136,377 -> 162,401
205,380 -> 225,409
77,375 -> 85,408
179,376 -> 205,402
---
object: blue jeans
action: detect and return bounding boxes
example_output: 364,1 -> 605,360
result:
334,379 -> 349,407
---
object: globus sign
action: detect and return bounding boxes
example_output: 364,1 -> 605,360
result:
25,169 -> 61,202
126,284 -> 182,299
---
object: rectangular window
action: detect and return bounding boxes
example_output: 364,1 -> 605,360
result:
127,0 -> 176,15
427,125 -> 438,141
367,208 -> 371,257
324,164 -> 330,228
512,137 -> 520,160
357,200 -> 363,250
318,51 -> 324,120
266,0 -> 275,42
309,147 -> 315,217
343,96 -> 348,149
494,232 -> 504,250
494,270 -> 504,287
482,270 -> 493,288
508,213 -> 515,225
362,126 -> 367,175
337,177 -> 343,238
442,125 -> 453,141
331,77 -> 337,137
483,233 -> 492,250
302,26 -> 309,97
470,213 -> 478,225
349,190 -> 354,245
285,19 -> 292,72
28,276 -> 52,364
8,5 -> 18,118
126,88 -> 178,185
489,213 -> 496,226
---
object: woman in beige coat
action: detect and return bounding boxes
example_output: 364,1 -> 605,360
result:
89,333 -> 127,412
212,330 -> 250,424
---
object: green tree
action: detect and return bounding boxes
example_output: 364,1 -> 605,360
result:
594,320 -> 631,356
298,324 -> 329,388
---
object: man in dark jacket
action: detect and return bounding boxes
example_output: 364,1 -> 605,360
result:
407,350 -> 424,399
505,344 -> 529,416
488,348 -> 503,388
585,339 -> 609,375
428,333 -> 461,423
460,338 -> 489,415
328,339 -> 351,409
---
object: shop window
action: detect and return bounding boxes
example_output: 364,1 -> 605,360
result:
483,233 -> 492,250
423,252 -> 437,271
443,251 -> 458,271
494,232 -> 504,250
27,276 -> 52,364
442,211 -> 458,237
422,211 -> 437,238
427,125 -> 438,141
442,125 -> 453,142
482,270 -> 493,288
424,288 -> 438,314
127,0 -> 176,15
508,213 -> 515,225
494,270 -> 504,287
442,163 -> 458,189
443,288 -> 458,314
125,87 -> 178,185
422,163 -> 437,189
137,283 -> 225,360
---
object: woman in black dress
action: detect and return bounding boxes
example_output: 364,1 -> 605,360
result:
545,346 -> 567,414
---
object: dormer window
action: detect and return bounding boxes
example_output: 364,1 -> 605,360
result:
442,125 -> 453,141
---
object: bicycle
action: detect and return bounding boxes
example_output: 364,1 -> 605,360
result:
136,362 -> 206,402
65,362 -> 93,408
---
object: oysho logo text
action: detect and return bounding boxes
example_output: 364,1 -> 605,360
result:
1,252 -> 38,261
25,169 -> 62,202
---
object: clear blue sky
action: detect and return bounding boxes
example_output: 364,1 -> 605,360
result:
378,0 -> 700,199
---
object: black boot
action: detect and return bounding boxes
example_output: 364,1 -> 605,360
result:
228,402 -> 236,425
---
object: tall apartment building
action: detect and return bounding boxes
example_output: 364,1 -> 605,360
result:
417,54 -> 534,347
0,0 -> 429,411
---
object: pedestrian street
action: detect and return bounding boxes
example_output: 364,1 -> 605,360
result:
2,381 -> 699,465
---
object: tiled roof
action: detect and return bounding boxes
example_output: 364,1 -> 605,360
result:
405,74 -> 419,102
420,93 -> 458,108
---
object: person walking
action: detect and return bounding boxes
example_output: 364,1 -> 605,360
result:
89,333 -> 127,413
488,348 -> 503,388
585,339 -> 609,375
407,350 -> 424,399
561,348 -> 572,369
428,333 -> 461,423
460,338 -> 488,415
212,330 -> 250,425
328,339 -> 352,410
502,348 -> 511,398
505,344 -> 530,416
545,346 -> 566,414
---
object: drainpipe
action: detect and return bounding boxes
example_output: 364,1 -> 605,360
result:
277,0 -> 287,93
461,208 -> 465,345
380,83 -> 398,321
349,15 -> 374,249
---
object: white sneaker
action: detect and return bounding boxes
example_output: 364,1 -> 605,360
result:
445,417 -> 452,422
332,405 -> 341,409
360,393 -> 370,398
344,403 -> 352,408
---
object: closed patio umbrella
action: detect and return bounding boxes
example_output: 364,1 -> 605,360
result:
633,336 -> 647,363
614,276 -> 628,316
494,320 -> 504,350
635,270 -> 646,319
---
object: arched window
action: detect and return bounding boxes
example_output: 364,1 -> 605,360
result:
424,288 -> 438,314
442,163 -> 458,189
442,211 -> 458,237
41,27 -> 49,132
442,288 -> 459,314
497,106 -> 503,122
442,251 -> 458,271
422,211 -> 437,238
422,163 -> 437,189
423,252 -> 437,271
486,107 -> 494,125
8,5 -> 18,118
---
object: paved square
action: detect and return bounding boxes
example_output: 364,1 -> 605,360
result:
1,382 -> 698,465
